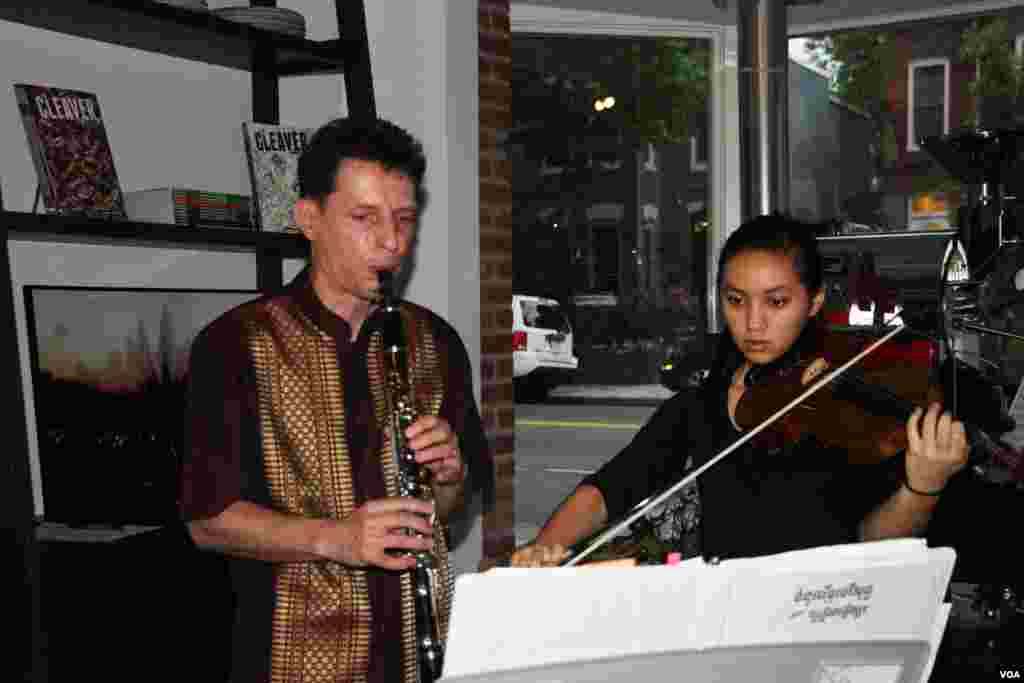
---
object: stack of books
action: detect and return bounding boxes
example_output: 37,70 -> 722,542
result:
124,187 -> 252,230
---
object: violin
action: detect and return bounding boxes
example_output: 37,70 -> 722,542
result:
734,325 -> 1006,467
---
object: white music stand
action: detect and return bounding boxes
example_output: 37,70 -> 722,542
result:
442,539 -> 954,683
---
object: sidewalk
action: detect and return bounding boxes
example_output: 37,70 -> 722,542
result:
547,383 -> 673,405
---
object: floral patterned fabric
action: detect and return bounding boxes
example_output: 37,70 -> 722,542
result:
642,460 -> 702,559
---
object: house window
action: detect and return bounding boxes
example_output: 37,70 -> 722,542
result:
907,58 -> 949,151
690,108 -> 708,172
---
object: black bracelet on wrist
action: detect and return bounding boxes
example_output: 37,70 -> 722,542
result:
903,479 -> 944,497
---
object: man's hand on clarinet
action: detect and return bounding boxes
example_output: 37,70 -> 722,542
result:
407,415 -> 465,485
320,497 -> 435,571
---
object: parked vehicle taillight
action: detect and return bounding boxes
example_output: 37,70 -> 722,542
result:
512,330 -> 527,351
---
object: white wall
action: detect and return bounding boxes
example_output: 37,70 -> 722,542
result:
0,27 -> 253,206
3,1 -> 482,571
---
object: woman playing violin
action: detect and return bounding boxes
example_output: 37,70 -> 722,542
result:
512,213 -> 969,567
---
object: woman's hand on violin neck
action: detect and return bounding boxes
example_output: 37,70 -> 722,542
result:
861,403 -> 966,542
905,402 -> 968,494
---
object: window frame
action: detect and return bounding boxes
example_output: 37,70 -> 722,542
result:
907,57 -> 950,152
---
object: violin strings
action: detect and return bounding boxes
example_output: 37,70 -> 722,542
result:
828,369 -> 914,418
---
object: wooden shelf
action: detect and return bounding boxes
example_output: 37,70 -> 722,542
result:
0,1 -> 346,76
3,1 -> 370,680
2,210 -> 310,258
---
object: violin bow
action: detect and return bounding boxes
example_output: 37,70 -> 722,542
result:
562,324 -> 908,567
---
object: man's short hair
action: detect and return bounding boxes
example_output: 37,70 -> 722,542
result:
298,117 -> 427,205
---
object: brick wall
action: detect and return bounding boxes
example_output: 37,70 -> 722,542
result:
478,0 -> 515,564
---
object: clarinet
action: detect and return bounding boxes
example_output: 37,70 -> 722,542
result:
375,270 -> 445,683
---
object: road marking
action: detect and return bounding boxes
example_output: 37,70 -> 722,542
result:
515,419 -> 641,430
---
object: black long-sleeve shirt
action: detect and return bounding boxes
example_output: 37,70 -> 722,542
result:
583,348 -> 902,561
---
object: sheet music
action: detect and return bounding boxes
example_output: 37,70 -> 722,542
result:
721,544 -> 954,649
443,540 -> 955,681
445,562 -> 731,678
813,662 -> 904,683
917,603 -> 952,683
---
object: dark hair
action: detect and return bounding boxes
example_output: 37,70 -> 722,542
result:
709,213 -> 826,385
716,213 -> 823,295
298,117 -> 427,205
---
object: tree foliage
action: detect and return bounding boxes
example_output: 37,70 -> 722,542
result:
803,32 -> 900,173
616,38 -> 710,144
806,18 -> 1024,125
961,16 -> 1024,101
512,36 -> 710,148
805,32 -> 897,119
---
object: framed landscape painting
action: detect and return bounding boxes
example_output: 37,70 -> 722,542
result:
23,285 -> 260,526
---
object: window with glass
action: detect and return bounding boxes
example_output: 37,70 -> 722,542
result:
790,12 -> 1024,391
510,30 -> 713,543
511,32 -> 711,340
790,28 -> 963,232
791,15 -> 1024,233
908,59 -> 949,151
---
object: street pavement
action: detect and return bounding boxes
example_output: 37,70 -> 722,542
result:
513,389 -> 665,545
548,383 -> 673,405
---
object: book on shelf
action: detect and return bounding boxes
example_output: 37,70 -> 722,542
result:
242,121 -> 312,233
13,83 -> 126,218
124,187 -> 252,230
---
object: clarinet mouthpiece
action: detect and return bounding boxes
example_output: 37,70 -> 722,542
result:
377,270 -> 395,304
